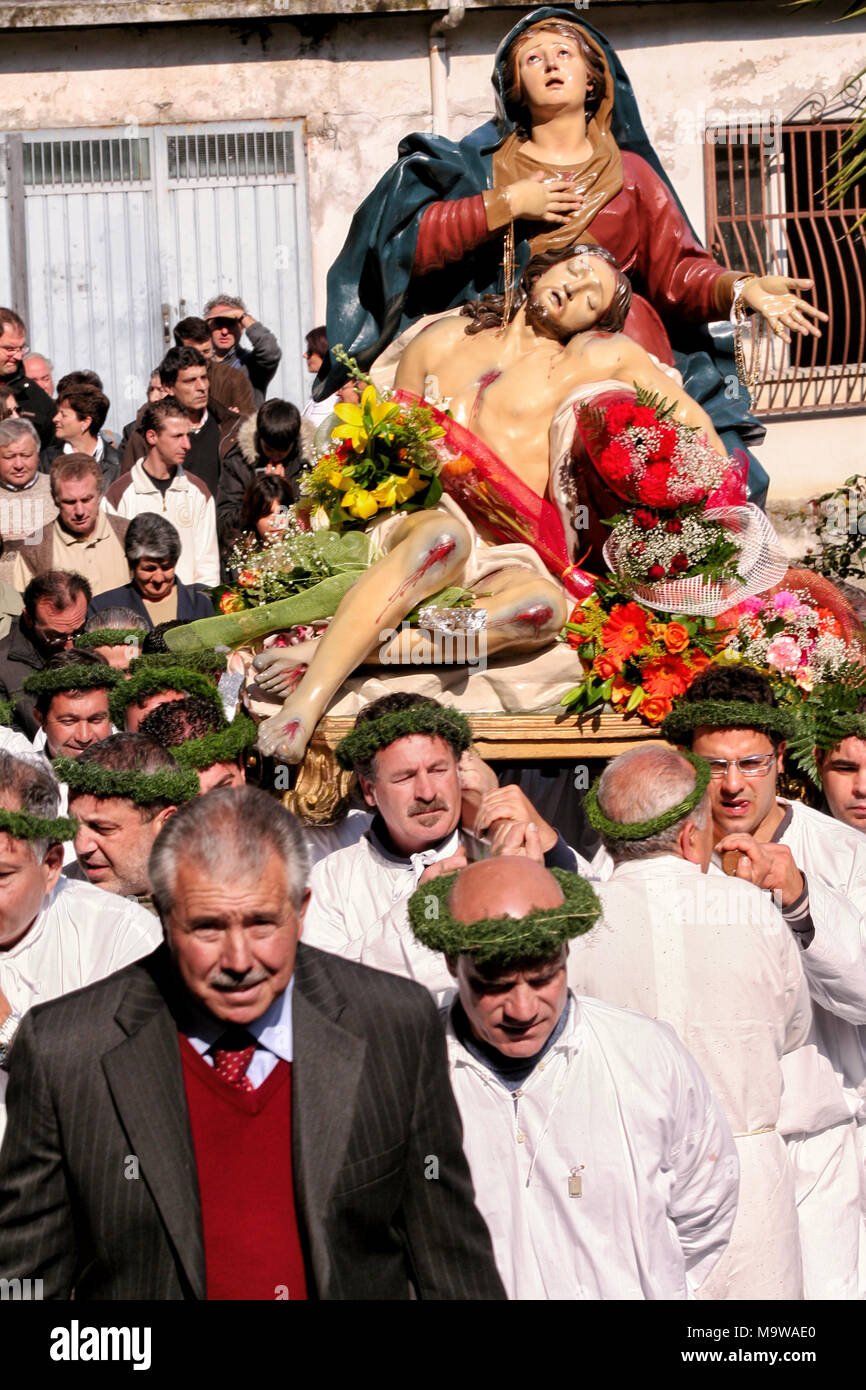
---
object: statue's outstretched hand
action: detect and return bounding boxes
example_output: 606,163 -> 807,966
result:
741,275 -> 829,343
506,170 -> 584,225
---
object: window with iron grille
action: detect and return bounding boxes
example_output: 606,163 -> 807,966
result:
166,130 -> 295,183
705,117 -> 866,417
22,137 -> 151,188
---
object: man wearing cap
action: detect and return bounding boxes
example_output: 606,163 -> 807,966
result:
663,663 -> 866,1299
60,733 -> 199,910
139,696 -> 256,794
303,692 -> 577,1000
0,750 -> 160,1147
569,743 -> 811,1300
407,857 -> 738,1299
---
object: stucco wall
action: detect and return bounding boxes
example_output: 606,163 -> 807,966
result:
0,1 -> 862,494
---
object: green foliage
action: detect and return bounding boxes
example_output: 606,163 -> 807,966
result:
585,752 -> 711,840
0,807 -> 77,843
795,474 -> 866,581
336,704 -> 472,771
661,699 -> 798,744
407,868 -> 602,966
56,757 -> 200,806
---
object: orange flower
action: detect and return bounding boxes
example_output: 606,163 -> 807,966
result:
218,591 -> 244,614
642,655 -> 691,698
592,651 -> 624,680
685,649 -> 711,676
610,672 -> 635,705
442,453 -> 475,477
601,602 -> 650,661
816,606 -> 843,637
663,622 -> 690,655
641,694 -> 673,725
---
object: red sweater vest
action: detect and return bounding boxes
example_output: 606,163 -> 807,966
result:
179,1037 -> 308,1301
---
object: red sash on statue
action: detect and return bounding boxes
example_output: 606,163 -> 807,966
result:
393,390 -> 595,600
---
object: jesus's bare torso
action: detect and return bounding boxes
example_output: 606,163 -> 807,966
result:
394,311 -> 725,497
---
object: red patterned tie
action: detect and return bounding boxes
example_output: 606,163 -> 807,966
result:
212,1030 -> 257,1092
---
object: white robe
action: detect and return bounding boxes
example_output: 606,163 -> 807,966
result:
0,727 -> 35,758
571,799 -> 866,1296
303,825 -> 459,1002
447,991 -> 739,1300
773,799 -> 866,1300
0,876 -> 162,1148
569,855 -> 811,1300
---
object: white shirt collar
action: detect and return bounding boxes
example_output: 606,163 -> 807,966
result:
63,437 -> 103,462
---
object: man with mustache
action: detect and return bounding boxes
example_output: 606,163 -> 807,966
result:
662,664 -> 866,1299
302,692 -> 577,1001
0,786 -> 504,1300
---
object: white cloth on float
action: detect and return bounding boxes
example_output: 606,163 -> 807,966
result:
446,991 -> 738,1300
570,856 -> 811,1300
0,876 -> 161,1147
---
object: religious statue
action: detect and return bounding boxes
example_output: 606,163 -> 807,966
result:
317,7 -> 826,502
254,241 -> 738,763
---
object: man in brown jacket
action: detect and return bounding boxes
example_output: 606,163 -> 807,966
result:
174,316 -> 255,416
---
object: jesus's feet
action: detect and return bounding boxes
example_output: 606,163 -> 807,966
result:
256,702 -> 314,764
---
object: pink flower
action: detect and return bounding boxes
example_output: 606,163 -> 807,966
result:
771,591 -> 801,614
738,597 -> 764,617
766,634 -> 802,674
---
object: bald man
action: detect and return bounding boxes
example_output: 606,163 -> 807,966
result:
410,858 -> 739,1300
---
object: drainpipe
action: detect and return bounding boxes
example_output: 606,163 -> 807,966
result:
429,0 -> 466,139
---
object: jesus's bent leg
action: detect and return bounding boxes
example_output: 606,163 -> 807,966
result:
255,512 -> 472,762
375,571 -> 567,663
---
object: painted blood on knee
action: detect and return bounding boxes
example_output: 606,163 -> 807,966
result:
494,602 -> 554,636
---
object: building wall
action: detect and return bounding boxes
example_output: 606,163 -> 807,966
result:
0,2 -> 862,494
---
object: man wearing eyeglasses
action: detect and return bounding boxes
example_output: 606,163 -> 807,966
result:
662,664 -> 866,1301
0,570 -> 91,738
202,295 -> 281,409
0,308 -> 56,448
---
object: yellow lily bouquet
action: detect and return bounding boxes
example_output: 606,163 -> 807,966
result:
301,351 -> 446,529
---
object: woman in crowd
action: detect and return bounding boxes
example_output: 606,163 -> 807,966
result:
89,512 -> 214,630
237,473 -> 295,550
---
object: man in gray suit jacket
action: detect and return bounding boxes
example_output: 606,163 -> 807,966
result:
0,787 -> 504,1301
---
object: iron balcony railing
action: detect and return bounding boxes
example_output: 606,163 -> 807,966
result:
705,119 -> 866,417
